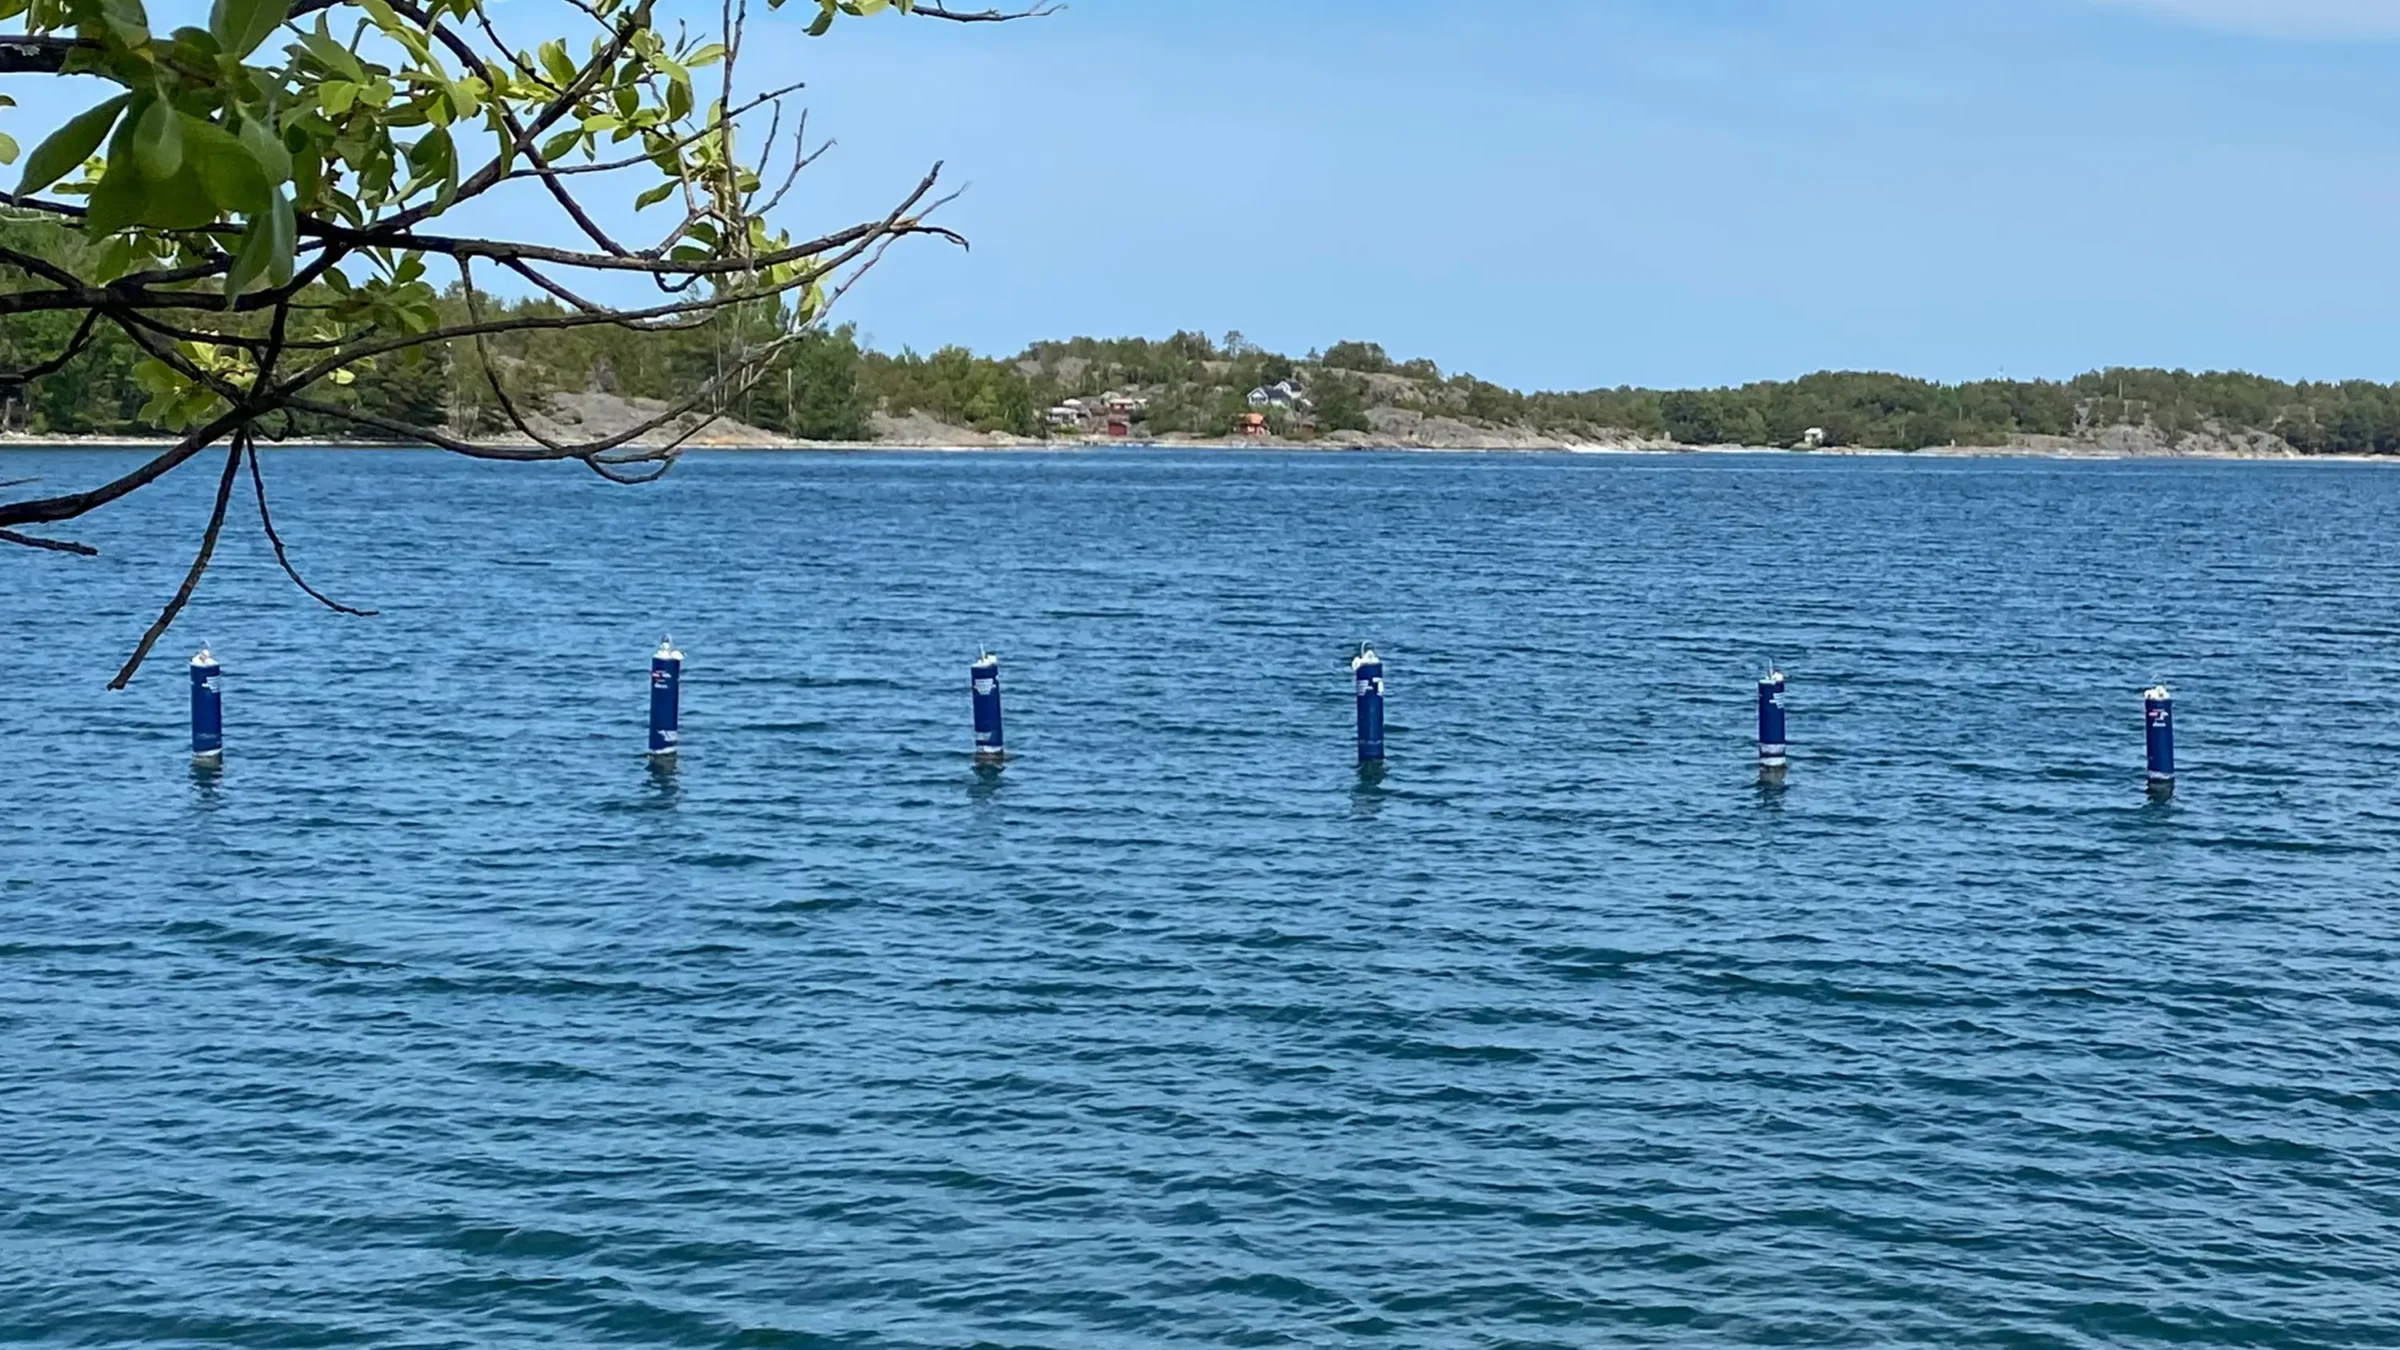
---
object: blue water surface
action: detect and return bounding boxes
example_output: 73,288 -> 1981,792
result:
5,447 -> 2399,1348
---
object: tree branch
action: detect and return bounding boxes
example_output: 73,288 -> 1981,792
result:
914,3 -> 1063,21
0,527 -> 98,555
0,414 -> 246,529
0,308 -> 104,383
0,34 -> 81,74
107,438 -> 244,690
271,166 -> 949,396
246,439 -> 377,616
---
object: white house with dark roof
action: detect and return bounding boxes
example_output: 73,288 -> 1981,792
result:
1247,379 -> 1309,410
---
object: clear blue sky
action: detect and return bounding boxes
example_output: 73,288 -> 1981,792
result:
11,0 -> 2400,390
777,0 -> 2400,390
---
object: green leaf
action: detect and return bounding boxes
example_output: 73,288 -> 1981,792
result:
128,94 -> 183,179
84,161 -> 147,234
806,3 -> 835,36
237,115 -> 291,184
209,0 -> 285,60
223,207 -> 272,297
539,39 -> 577,88
380,19 -> 429,64
291,143 -> 320,204
224,192 -> 294,296
686,43 -> 725,66
303,19 -> 366,82
184,114 -> 270,214
132,358 -> 181,397
633,179 -> 676,210
145,162 -> 218,229
89,236 -> 137,283
0,132 -> 16,167
400,124 -> 454,200
16,94 -> 130,195
166,24 -> 218,56
100,0 -> 150,47
264,189 -> 295,285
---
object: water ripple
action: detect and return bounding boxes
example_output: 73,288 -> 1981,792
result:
7,449 -> 2400,1347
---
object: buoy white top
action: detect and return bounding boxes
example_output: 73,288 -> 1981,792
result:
2144,685 -> 2172,701
191,646 -> 216,667
656,637 -> 684,662
1352,645 -> 1380,672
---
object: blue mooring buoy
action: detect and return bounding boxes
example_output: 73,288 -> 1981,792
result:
2145,684 -> 2175,789
972,652 -> 1005,763
1353,645 -> 1386,765
1758,668 -> 1788,776
648,637 -> 683,760
190,645 -> 223,764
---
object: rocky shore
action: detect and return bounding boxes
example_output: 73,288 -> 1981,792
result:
0,394 -> 2370,460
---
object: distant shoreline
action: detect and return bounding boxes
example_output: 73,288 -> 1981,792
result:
5,431 -> 2395,463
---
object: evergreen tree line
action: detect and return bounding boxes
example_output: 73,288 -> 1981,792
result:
881,336 -> 2400,454
8,216 -> 2399,455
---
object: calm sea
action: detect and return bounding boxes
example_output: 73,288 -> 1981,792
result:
6,448 -> 2399,1347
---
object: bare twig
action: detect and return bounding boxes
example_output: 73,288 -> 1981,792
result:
274,167 -> 952,394
107,439 -> 244,690
455,255 -> 582,456
246,439 -> 377,616
0,527 -> 97,555
0,309 -> 104,383
915,3 -> 1063,20
496,83 -> 806,183
498,256 -> 609,312
1,412 -> 249,529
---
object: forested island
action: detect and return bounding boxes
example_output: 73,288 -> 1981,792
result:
6,221 -> 2397,456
